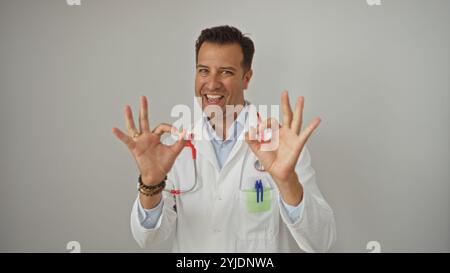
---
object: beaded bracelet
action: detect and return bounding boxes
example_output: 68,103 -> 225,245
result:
139,174 -> 167,190
138,175 -> 166,196
138,186 -> 165,196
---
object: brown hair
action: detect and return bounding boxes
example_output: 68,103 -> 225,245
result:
195,25 -> 255,72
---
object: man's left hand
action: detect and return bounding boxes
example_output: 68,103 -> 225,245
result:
245,91 -> 321,205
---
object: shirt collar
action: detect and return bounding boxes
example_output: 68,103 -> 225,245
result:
203,101 -> 249,142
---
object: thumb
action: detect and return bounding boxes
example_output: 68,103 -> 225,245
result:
169,129 -> 186,155
245,128 -> 261,155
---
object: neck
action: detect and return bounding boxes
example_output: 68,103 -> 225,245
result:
208,103 -> 246,140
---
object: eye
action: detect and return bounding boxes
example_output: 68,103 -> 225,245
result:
221,70 -> 234,76
198,68 -> 209,75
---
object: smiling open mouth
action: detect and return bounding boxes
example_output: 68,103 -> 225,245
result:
204,94 -> 225,105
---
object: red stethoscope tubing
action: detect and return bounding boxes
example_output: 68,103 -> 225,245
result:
165,133 -> 196,195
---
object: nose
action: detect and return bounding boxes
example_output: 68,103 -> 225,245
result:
204,73 -> 222,91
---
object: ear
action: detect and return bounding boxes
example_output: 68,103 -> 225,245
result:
242,69 -> 253,90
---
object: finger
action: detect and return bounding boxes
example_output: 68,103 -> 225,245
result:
152,123 -> 178,137
246,126 -> 259,142
257,118 -> 280,142
139,96 -> 150,133
112,127 -> 135,150
124,105 -> 138,136
299,117 -> 321,144
168,129 -> 186,155
281,91 -> 293,129
291,96 -> 304,135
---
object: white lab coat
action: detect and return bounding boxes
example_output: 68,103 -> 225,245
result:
130,113 -> 336,253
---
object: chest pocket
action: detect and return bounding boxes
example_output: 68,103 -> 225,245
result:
236,155 -> 280,248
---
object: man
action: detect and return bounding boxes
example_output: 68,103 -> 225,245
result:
112,25 -> 336,252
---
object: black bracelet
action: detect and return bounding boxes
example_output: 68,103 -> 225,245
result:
138,174 -> 167,190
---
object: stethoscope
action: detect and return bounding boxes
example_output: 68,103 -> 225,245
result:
163,132 -> 198,195
164,111 -> 266,196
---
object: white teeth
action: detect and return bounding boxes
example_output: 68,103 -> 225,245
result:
206,95 -> 222,99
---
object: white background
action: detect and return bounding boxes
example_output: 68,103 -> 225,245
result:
0,0 -> 448,252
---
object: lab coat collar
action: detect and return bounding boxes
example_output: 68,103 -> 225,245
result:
191,101 -> 255,172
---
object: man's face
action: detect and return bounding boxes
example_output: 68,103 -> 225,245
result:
195,42 -> 253,114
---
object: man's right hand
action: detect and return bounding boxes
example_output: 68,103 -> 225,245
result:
112,96 -> 186,186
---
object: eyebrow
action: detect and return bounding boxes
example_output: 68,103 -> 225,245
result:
219,66 -> 237,71
196,64 -> 237,71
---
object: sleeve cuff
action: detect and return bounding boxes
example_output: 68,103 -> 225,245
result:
137,197 -> 164,229
279,196 -> 305,224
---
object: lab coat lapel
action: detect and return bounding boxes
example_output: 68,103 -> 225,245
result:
220,129 -> 247,171
221,105 -> 258,170
191,118 -> 221,172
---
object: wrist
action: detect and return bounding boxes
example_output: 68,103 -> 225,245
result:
141,174 -> 166,186
274,171 -> 299,187
276,172 -> 303,206
139,192 -> 162,209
